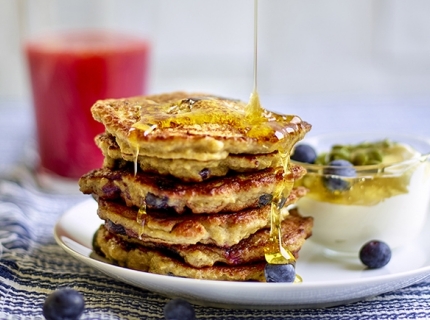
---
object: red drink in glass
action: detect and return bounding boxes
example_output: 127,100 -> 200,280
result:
25,31 -> 150,180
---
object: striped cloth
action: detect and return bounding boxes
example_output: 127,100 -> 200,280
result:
1,99 -> 430,319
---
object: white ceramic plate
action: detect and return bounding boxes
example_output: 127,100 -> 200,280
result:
54,199 -> 430,310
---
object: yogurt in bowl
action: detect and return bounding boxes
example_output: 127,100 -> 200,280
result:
292,132 -> 430,255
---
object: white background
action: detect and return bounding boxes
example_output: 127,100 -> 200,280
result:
1,0 -> 430,105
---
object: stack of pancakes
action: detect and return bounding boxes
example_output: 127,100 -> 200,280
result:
79,92 -> 313,282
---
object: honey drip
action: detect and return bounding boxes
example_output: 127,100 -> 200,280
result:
136,202 -> 147,238
249,0 -> 298,278
128,117 -> 156,223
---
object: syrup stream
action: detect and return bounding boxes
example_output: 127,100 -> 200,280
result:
249,0 -> 299,277
253,0 -> 258,94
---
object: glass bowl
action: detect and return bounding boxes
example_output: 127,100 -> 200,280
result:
292,132 -> 430,255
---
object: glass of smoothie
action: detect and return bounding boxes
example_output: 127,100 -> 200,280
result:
291,132 -> 430,255
26,31 -> 150,185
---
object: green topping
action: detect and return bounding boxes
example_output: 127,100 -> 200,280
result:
294,138 -> 422,206
318,139 -> 393,166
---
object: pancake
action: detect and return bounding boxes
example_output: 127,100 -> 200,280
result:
103,208 -> 313,268
79,164 -> 306,214
90,92 -> 311,161
97,133 -> 282,182
94,225 -> 267,281
82,91 -> 313,282
95,187 -> 307,247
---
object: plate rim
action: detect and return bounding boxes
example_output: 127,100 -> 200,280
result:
54,198 -> 430,309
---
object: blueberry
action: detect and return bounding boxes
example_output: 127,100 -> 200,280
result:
199,168 -> 210,180
105,220 -> 127,235
258,194 -> 273,207
163,298 -> 196,320
291,144 -> 317,164
264,263 -> 296,283
359,240 -> 392,269
145,192 -> 169,210
322,159 -> 356,191
323,159 -> 356,176
43,288 -> 85,320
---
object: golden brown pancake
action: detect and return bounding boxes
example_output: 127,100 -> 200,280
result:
103,208 -> 313,268
94,226 -> 267,281
97,133 -> 282,182
90,92 -> 311,161
79,164 -> 306,214
95,187 -> 307,247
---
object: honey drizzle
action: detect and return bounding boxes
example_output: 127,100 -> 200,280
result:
128,113 -> 157,222
124,0 -> 302,281
136,201 -> 147,238
249,0 -> 298,274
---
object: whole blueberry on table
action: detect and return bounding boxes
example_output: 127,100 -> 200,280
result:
359,240 -> 392,269
264,263 -> 296,283
43,288 -> 85,320
291,144 -> 317,164
322,159 -> 357,191
164,298 -> 196,320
